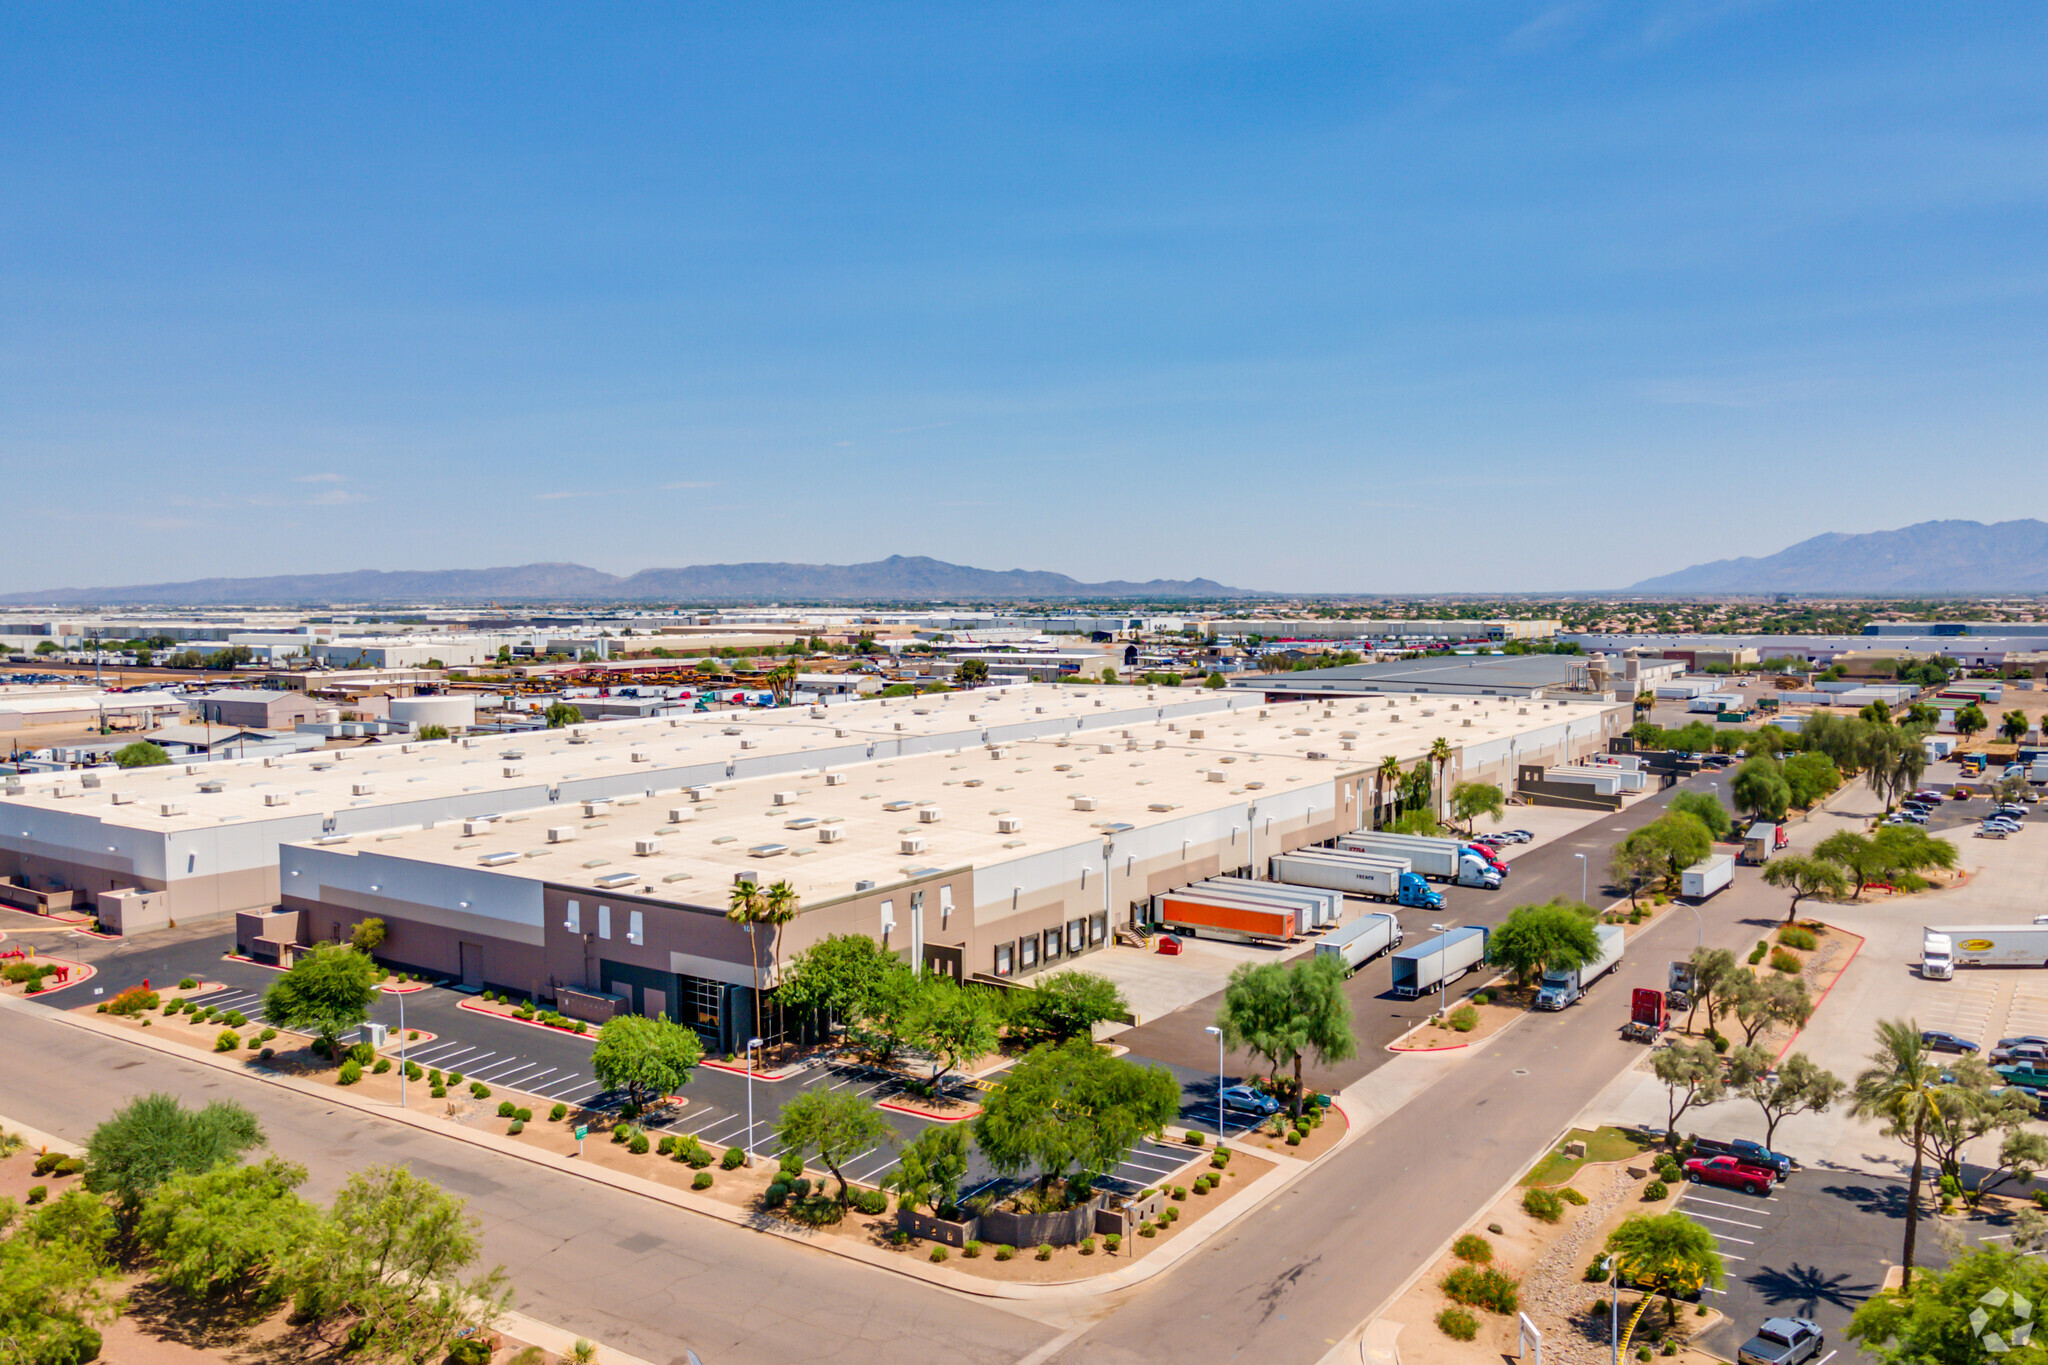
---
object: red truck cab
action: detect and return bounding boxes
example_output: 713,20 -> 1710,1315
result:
1684,1154 -> 1778,1195
1467,843 -> 1509,874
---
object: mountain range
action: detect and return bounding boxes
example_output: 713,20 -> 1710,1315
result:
0,556 -> 1255,606
1629,519 -> 2048,594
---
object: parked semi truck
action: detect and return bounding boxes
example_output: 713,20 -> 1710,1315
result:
1335,833 -> 1502,889
1150,891 -> 1299,945
1922,924 -> 2048,973
1681,853 -> 1736,900
1534,923 -> 1627,1010
1189,877 -> 1340,929
1390,925 -> 1489,998
1313,912 -> 1405,974
1269,850 -> 1444,910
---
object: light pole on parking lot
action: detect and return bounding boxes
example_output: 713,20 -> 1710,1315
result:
1574,852 -> 1587,905
745,1035 -> 762,1166
1432,921 -> 1449,1019
1205,1025 -> 1224,1136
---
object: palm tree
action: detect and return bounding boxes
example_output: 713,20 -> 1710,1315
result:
1852,1019 -> 1945,1291
759,880 -> 802,1053
1375,754 -> 1401,830
727,880 -> 767,1050
1428,737 -> 1454,818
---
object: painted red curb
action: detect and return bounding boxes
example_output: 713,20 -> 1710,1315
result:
1386,1041 -> 1470,1053
455,998 -> 595,1040
384,1032 -> 438,1050
1773,924 -> 1865,1064
700,1058 -> 804,1083
71,927 -> 119,941
876,1099 -> 982,1123
380,981 -> 430,994
223,953 -> 289,973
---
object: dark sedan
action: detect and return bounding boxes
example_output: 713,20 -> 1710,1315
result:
1921,1030 -> 1980,1054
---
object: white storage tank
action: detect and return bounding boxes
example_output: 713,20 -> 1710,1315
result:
389,695 -> 477,732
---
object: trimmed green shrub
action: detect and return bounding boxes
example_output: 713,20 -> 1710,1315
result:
1438,1308 -> 1479,1341
693,1171 -> 714,1190
657,1136 -> 678,1156
498,1101 -> 517,1118
1522,1188 -> 1564,1223
994,1244 -> 1015,1261
1183,1129 -> 1206,1145
1440,1265 -> 1520,1314
224,1010 -> 248,1028
405,1062 -> 423,1081
1778,926 -> 1817,951
178,976 -> 198,990
260,1027 -> 277,1042
1769,948 -> 1803,974
1586,1256 -> 1612,1283
337,1060 -> 363,1085
683,1144 -> 714,1170
214,1029 -> 241,1052
962,1240 -> 982,1258
469,1081 -> 490,1099
1449,1004 -> 1480,1033
629,1133 -> 651,1156
430,1085 -> 446,1098
1453,1234 -> 1493,1264
1036,1244 -> 1053,1261
1163,1206 -> 1179,1223
27,1184 -> 49,1204
1080,1236 -> 1096,1255
1748,943 -> 1768,965
929,1243 -> 948,1262
1644,1180 -> 1669,1201
448,1071 -> 464,1085
261,1047 -> 275,1060
550,1102 -> 567,1121
1472,990 -> 1492,1006
1286,1131 -> 1302,1146
763,1182 -> 790,1209
1172,1185 -> 1187,1201
1104,1233 -> 1121,1253
429,1069 -> 444,1085
850,1187 -> 888,1215
514,1107 -> 532,1123
1139,1224 -> 1158,1238
721,1145 -> 746,1170
373,1058 -> 391,1074
1558,1186 -> 1589,1205
508,1119 -> 525,1135
779,1151 -> 805,1180
348,1041 -> 376,1066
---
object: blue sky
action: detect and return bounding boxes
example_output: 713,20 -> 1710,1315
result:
3,2 -> 2044,594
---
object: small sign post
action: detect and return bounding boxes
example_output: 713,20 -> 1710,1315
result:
574,1124 -> 587,1157
1518,1311 -> 1542,1365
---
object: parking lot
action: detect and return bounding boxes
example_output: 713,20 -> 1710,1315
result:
1683,1173 -> 1901,1365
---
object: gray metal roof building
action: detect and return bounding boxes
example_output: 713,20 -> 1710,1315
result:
1230,655 -> 1588,699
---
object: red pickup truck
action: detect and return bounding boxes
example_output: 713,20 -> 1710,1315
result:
1683,1155 -> 1778,1195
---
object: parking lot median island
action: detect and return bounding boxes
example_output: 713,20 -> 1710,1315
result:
0,953 -> 93,997
1219,1096 -> 1348,1161
1389,991 -> 1526,1052
457,995 -> 595,1037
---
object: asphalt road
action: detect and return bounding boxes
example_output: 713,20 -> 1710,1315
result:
1115,771 -> 1725,1088
0,1003 -> 1057,1365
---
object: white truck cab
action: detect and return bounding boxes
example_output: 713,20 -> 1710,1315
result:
1922,931 -> 1954,980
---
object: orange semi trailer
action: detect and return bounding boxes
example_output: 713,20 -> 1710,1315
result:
1152,892 -> 1301,945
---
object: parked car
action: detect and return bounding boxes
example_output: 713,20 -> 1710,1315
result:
1996,1063 -> 2048,1089
1475,834 -> 1512,847
1690,1136 -> 1794,1176
1996,805 -> 2028,820
1999,1036 -> 2048,1050
1218,1085 -> 1280,1117
1921,1030 -> 1980,1053
1682,1155 -> 1778,1194
1504,829 -> 1534,843
1738,1318 -> 1826,1365
1154,934 -> 1183,956
1993,1043 -> 2048,1065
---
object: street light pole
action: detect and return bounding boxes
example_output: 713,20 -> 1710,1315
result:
1205,1025 -> 1224,1136
745,1035 -> 763,1166
1431,921 -> 1448,1019
1574,852 -> 1587,905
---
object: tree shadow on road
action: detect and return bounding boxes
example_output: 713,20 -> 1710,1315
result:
1748,1261 -> 1879,1315
1822,1179 -> 1913,1222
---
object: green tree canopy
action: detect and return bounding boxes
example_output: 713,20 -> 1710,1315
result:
775,932 -> 900,1027
138,1156 -> 322,1306
1213,954 -> 1362,1107
1450,781 -> 1506,834
885,1124 -> 971,1216
590,1014 -> 702,1109
1652,1039 -> 1727,1142
972,1039 -> 1180,1196
1727,1049 -> 1845,1149
1853,1019 -> 1946,1290
85,1093 -> 264,1219
113,740 -> 171,768
773,1090 -> 897,1205
1781,751 -> 1842,808
1006,970 -> 1129,1046
1850,1245 -> 2048,1365
0,1230 -> 115,1365
1619,812 -> 1713,892
1731,756 -> 1792,821
954,657 -> 990,686
262,942 -> 380,1058
1955,703 -> 1988,740
1760,855 -> 1848,923
911,975 -> 1004,1084
1486,899 -> 1604,988
350,916 -> 388,953
544,701 -> 582,728
1667,790 -> 1733,841
1605,1212 -> 1727,1353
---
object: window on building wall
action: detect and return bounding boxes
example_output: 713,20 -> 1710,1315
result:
564,900 -> 580,932
993,942 -> 1013,977
1019,933 -> 1038,969
628,910 -> 644,946
597,904 -> 611,940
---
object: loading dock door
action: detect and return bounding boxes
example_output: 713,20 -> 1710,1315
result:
459,942 -> 483,990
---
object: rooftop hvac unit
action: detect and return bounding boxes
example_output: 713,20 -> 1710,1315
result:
856,879 -> 877,892
463,819 -> 490,836
582,800 -> 610,818
989,747 -> 1007,759
918,806 -> 943,823
1306,750 -> 1329,761
631,749 -> 649,763
263,793 -> 291,807
835,728 -> 848,738
263,757 -> 279,767
893,722 -> 906,732
548,827 -> 576,843
197,779 -> 226,793
110,790 -> 134,805
996,816 -> 1022,834
899,836 -> 927,855
353,783 -> 376,796
1097,744 -> 1114,755
159,801 -> 186,817
809,707 -> 825,718
818,825 -> 845,844
739,738 -> 759,750
503,765 -> 523,778
1207,770 -> 1227,782
634,838 -> 662,856
1072,795 -> 1098,811
688,786 -> 713,802
1340,740 -> 1355,750
1463,718 -> 1473,727
824,772 -> 847,786
666,808 -> 694,824
479,851 -> 520,866
772,790 -> 798,805
1189,729 -> 1205,740
594,872 -> 637,888
80,773 -> 101,789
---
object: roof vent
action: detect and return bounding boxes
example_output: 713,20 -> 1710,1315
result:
855,878 -> 877,892
263,792 -> 291,806
582,800 -> 611,818
631,749 -> 649,763
784,816 -> 819,830
479,851 -> 520,866
739,738 -> 759,750
1208,770 -> 1227,782
110,790 -> 135,804
197,779 -> 226,794
749,843 -> 790,858
595,871 -> 637,888
158,801 -> 186,816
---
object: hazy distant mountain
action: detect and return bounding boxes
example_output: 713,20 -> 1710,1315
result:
0,556 -> 1255,605
1630,519 -> 2048,593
